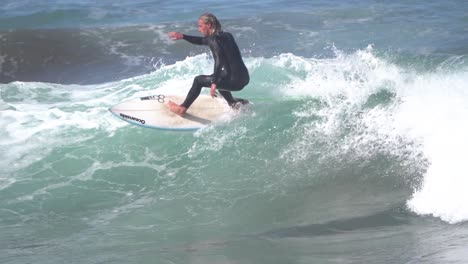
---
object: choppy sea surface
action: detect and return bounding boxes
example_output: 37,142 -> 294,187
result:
1,1 -> 468,263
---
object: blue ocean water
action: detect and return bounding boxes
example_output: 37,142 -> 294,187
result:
1,1 -> 468,263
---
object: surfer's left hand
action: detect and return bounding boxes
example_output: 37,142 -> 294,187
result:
210,83 -> 217,98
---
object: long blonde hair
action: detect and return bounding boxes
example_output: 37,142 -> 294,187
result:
199,13 -> 222,35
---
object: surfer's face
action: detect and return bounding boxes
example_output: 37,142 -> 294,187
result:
198,19 -> 212,36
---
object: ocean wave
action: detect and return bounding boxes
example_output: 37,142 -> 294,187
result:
1,48 -> 468,225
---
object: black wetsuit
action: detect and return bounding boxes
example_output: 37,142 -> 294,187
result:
181,31 -> 249,108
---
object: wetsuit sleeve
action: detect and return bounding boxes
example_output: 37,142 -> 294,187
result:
210,37 -> 227,85
182,34 -> 207,45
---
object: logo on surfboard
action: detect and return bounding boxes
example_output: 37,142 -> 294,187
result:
140,94 -> 165,103
119,113 -> 146,124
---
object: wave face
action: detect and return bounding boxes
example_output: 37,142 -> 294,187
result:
2,48 -> 468,221
3,48 -> 468,263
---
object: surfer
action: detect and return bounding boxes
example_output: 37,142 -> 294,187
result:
167,13 -> 250,116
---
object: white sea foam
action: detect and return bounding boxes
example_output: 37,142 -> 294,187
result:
273,48 -> 468,223
401,72 -> 468,224
0,81 -> 127,173
0,54 -> 218,174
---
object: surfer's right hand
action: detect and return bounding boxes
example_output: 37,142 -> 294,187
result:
168,32 -> 183,40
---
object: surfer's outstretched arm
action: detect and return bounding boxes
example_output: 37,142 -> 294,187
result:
182,35 -> 206,45
168,31 -> 183,40
168,32 -> 206,45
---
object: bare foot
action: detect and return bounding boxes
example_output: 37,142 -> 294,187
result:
168,100 -> 187,116
230,98 -> 250,110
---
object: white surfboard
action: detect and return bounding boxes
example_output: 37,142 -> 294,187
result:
109,94 -> 229,131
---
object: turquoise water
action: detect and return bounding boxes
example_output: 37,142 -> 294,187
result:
2,1 -> 468,263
